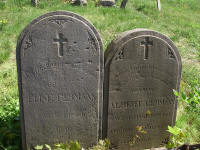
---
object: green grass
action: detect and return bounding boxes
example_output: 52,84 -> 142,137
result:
0,0 -> 200,149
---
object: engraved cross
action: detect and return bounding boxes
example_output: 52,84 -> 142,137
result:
53,33 -> 68,57
140,37 -> 153,60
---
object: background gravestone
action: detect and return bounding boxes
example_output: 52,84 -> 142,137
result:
16,11 -> 103,149
103,29 -> 182,150
99,0 -> 115,7
31,0 -> 38,6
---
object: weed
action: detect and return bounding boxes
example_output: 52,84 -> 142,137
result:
0,18 -> 8,31
34,140 -> 110,150
166,126 -> 186,148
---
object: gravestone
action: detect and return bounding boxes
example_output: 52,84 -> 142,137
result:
31,0 -> 38,7
70,0 -> 87,6
16,11 -> 104,150
103,29 -> 182,150
157,0 -> 161,11
120,0 -> 128,8
99,0 -> 115,7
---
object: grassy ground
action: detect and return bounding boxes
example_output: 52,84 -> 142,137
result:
0,0 -> 200,149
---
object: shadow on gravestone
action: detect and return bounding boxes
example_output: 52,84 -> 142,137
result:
16,11 -> 104,150
103,29 -> 182,150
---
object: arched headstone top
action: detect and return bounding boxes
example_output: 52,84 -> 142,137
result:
17,11 -> 103,57
105,29 -> 181,70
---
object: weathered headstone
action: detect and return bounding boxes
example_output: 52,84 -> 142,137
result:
103,29 -> 182,150
70,0 -> 87,6
99,0 -> 115,7
31,0 -> 38,7
16,11 -> 104,149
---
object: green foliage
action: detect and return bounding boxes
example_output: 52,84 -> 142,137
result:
174,74 -> 200,144
129,126 -> 147,147
35,145 -> 45,150
0,18 -> 8,31
12,0 -> 30,7
0,40 -> 12,64
166,126 -> 186,148
0,18 -> 13,64
55,141 -> 81,150
34,140 -> 110,150
174,80 -> 200,114
35,141 -> 81,150
0,1 -> 6,10
0,116 -> 20,150
89,139 -> 110,150
0,66 -> 20,150
173,89 -> 179,97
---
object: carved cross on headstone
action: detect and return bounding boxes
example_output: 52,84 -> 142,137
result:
140,37 -> 153,60
53,33 -> 68,57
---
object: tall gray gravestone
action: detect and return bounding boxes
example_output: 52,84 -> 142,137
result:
16,11 -> 103,150
103,29 -> 182,150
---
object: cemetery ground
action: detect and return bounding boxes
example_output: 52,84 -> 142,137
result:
0,0 -> 200,149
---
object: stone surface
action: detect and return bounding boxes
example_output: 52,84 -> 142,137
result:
16,11 -> 104,150
103,29 -> 182,150
99,0 -> 115,7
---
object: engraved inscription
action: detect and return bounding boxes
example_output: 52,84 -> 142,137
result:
37,109 -> 72,119
23,35 -> 32,56
27,92 -> 95,103
115,49 -> 124,60
110,124 -> 168,135
109,112 -> 172,121
48,19 -> 73,28
110,96 -> 175,109
112,63 -> 175,87
87,30 -> 98,52
140,37 -> 153,60
53,33 -> 68,57
24,36 -> 32,50
168,48 -> 175,59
